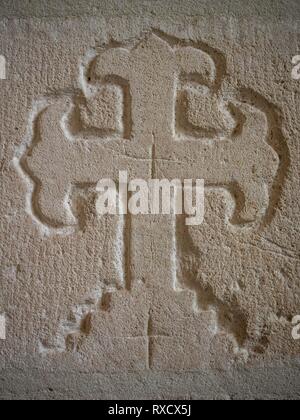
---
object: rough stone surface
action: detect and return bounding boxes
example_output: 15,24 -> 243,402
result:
0,0 -> 300,400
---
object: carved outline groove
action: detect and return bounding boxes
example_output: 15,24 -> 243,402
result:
13,29 -> 290,362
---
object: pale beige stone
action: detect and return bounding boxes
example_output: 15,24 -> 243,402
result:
0,0 -> 300,400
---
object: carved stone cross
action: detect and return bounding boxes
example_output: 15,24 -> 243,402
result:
20,32 -> 280,369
